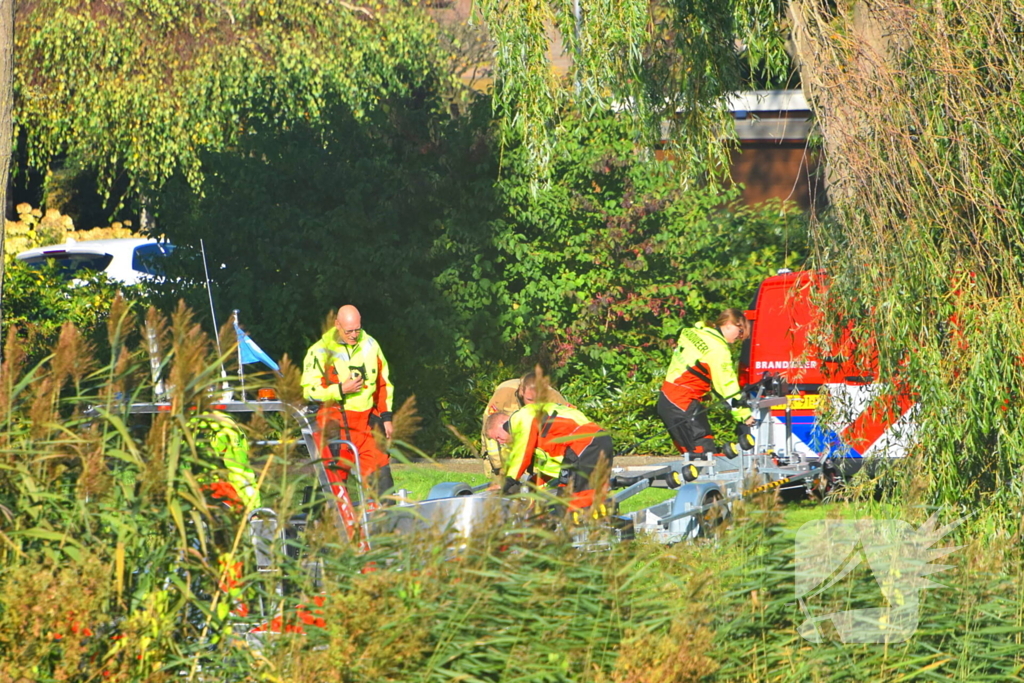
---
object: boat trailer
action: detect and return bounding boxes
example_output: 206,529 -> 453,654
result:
113,391 -> 832,641
117,389 -> 832,557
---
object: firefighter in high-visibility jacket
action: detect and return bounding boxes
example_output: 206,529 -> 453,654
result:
300,305 -> 395,497
484,402 -> 613,506
480,371 -> 568,477
189,411 -> 260,630
658,308 -> 753,457
190,411 -> 262,511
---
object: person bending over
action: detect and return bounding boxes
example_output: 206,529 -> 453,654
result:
658,308 -> 753,458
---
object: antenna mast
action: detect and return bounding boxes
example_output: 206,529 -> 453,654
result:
200,239 -> 230,398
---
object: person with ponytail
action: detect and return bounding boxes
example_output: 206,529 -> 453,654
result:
658,308 -> 753,458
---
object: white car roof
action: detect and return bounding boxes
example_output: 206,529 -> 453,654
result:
15,237 -> 175,285
15,238 -> 161,259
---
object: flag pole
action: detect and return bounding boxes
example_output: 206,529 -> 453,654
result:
234,309 -> 246,402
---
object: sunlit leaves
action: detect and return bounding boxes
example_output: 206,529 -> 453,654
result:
16,0 -> 451,199
794,0 -> 1024,513
476,0 -> 791,181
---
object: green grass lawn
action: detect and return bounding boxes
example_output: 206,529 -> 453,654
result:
391,464 -> 489,499
619,486 -> 676,512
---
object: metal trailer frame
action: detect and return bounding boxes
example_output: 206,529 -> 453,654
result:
113,400 -> 383,558
368,391 -> 830,548
109,400 -> 517,556
113,391 -> 830,565
615,393 -> 829,543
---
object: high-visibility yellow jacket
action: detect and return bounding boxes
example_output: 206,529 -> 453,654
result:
480,379 -> 568,475
504,402 -> 606,483
190,412 -> 261,509
662,322 -> 751,422
300,329 -> 394,418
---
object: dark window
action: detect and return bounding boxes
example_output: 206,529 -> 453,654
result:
132,243 -> 174,275
23,253 -> 114,278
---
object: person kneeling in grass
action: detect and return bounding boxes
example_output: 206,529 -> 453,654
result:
480,371 -> 570,478
484,404 -> 613,509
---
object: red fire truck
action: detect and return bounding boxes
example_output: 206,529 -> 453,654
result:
738,270 -> 917,472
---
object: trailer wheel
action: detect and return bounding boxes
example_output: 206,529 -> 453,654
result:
665,470 -> 684,489
698,490 -> 728,537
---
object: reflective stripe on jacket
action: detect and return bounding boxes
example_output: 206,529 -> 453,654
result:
504,402 -> 606,481
300,328 -> 394,417
662,322 -> 751,422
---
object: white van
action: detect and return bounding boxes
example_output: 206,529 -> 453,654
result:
16,238 -> 175,285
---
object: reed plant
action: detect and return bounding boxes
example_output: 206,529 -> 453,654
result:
3,299 -> 1024,682
0,300 -> 286,681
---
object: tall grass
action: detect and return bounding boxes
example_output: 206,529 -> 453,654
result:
0,301 -> 289,681
3,301 -> 1024,682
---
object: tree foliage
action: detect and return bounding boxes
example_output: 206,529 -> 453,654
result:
157,103 -> 804,454
12,0 -> 807,458
438,112 -> 805,450
472,0 -> 1024,514
475,0 -> 793,179
15,0 -> 452,198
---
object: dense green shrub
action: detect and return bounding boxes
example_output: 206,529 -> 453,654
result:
439,114 -> 807,453
157,107 -> 805,457
2,259 -> 145,363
